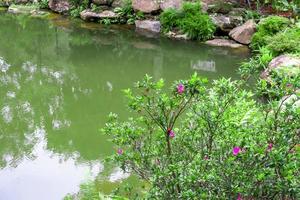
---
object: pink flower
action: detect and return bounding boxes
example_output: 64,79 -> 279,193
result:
237,193 -> 242,200
267,143 -> 273,151
117,148 -> 123,155
233,146 -> 241,156
204,155 -> 209,160
168,130 -> 175,138
177,83 -> 185,94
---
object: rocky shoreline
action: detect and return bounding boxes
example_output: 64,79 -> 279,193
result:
0,0 -> 262,49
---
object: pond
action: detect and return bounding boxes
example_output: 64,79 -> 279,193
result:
0,12 -> 249,200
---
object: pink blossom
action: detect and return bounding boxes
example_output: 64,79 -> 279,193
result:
237,193 -> 242,200
233,146 -> 241,156
204,155 -> 209,160
177,83 -> 185,94
168,130 -> 175,138
117,148 -> 123,155
267,143 -> 273,151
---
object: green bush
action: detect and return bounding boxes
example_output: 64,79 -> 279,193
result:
266,27 -> 300,55
103,74 -> 300,199
251,16 -> 291,50
160,2 -> 215,41
159,8 -> 180,32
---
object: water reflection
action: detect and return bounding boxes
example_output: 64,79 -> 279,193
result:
0,11 -> 249,199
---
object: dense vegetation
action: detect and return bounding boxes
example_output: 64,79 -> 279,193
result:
160,2 -> 216,40
101,73 -> 299,199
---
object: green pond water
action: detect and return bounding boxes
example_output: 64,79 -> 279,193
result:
0,12 -> 250,200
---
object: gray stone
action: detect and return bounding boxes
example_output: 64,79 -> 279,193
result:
210,14 -> 243,33
80,9 -> 118,21
99,10 -> 118,18
135,20 -> 161,33
160,0 -> 183,11
261,55 -> 300,81
166,31 -> 189,40
80,9 -> 101,21
111,0 -> 126,8
229,19 -> 256,45
7,4 -> 38,14
205,38 -> 245,48
49,0 -> 70,14
132,0 -> 160,13
92,0 -> 111,6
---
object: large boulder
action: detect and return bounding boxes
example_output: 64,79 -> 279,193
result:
261,55 -> 300,81
205,38 -> 245,48
229,19 -> 256,45
160,0 -> 183,11
210,14 -> 243,33
49,0 -> 70,14
132,0 -> 160,13
135,20 -> 161,33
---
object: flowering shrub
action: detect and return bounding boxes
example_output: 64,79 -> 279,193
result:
103,74 -> 300,199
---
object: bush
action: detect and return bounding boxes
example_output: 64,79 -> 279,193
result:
160,2 -> 215,41
266,27 -> 300,55
103,74 -> 300,199
159,8 -> 180,32
251,16 -> 291,50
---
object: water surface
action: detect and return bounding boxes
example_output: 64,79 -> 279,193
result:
0,12 -> 249,200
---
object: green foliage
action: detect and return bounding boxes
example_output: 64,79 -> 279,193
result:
251,16 -> 291,50
243,9 -> 261,22
103,74 -> 300,199
160,2 -> 215,41
69,0 -> 88,18
266,27 -> 300,55
37,0 -> 49,9
159,8 -> 180,32
114,0 -> 144,25
239,47 -> 274,80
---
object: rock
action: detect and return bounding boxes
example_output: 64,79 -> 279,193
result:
92,0 -> 110,6
229,20 -> 256,45
205,38 -> 245,48
112,0 -> 126,8
281,92 -> 300,110
261,55 -> 300,81
228,7 -> 246,16
135,20 -> 161,33
174,33 -> 189,40
49,0 -> 70,14
201,2 -> 209,13
80,9 -> 118,21
207,1 -> 233,14
166,31 -> 189,40
99,10 -> 118,18
160,0 -> 183,10
80,9 -> 101,21
210,14 -> 243,33
8,4 -> 38,14
132,0 -> 160,13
